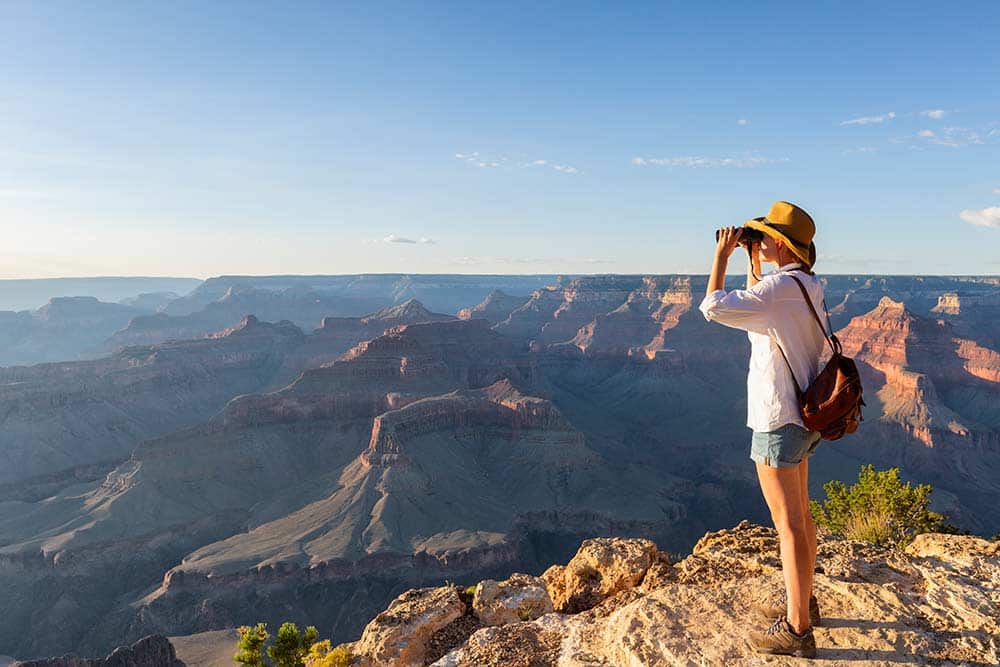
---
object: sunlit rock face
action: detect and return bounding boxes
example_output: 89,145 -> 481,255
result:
338,522 -> 999,667
835,297 -> 1000,530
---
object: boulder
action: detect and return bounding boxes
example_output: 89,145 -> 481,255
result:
541,536 -> 659,613
354,585 -> 465,667
472,573 -> 553,626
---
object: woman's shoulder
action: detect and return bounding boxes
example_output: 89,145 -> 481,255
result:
770,268 -> 824,298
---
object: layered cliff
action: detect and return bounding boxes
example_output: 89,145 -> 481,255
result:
835,297 -> 1000,530
106,285 -> 378,350
0,320 -> 550,656
265,298 -> 457,389
0,315 -> 305,499
0,296 -> 148,366
2,273 -> 999,661
121,376 -> 688,646
457,289 -> 531,325
161,274 -> 557,319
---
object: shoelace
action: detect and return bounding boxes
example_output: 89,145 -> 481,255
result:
765,616 -> 787,636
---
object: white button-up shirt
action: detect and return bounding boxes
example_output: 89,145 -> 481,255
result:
698,262 -> 828,432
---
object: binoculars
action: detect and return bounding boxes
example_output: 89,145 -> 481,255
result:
715,226 -> 765,244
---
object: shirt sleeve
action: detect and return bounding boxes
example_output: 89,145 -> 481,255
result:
698,280 -> 774,334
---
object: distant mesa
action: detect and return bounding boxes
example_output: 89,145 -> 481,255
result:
118,291 -> 181,312
458,289 -> 531,325
0,296 -> 147,366
361,297 -> 454,325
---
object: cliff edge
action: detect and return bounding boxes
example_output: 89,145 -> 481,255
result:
338,521 -> 998,666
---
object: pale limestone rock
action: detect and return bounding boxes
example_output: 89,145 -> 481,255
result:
423,523 -> 1000,666
354,585 -> 465,667
472,572 -> 554,626
542,537 -> 659,613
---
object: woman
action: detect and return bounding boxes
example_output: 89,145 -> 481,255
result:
698,201 -> 827,658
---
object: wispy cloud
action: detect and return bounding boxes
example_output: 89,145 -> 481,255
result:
631,155 -> 789,168
919,109 -> 947,119
455,152 -> 581,175
960,207 -> 1000,229
840,111 -> 896,126
362,234 -> 436,245
737,118 -> 749,126
842,147 -> 877,155
993,187 -> 1000,195
913,127 -> 983,148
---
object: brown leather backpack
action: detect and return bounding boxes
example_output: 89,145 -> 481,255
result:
774,273 -> 865,440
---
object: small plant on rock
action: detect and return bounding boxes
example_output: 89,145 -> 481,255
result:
810,464 -> 945,549
303,640 -> 353,667
234,623 -> 270,667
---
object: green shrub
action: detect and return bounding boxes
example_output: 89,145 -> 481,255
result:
267,622 -> 318,667
842,507 -> 895,545
810,464 -> 945,549
235,621 -> 319,667
234,623 -> 270,667
304,641 -> 352,667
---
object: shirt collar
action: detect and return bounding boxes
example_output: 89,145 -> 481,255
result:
772,262 -> 802,274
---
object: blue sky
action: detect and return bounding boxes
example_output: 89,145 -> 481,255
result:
0,1 -> 997,278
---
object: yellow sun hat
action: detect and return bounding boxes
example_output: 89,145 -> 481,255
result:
744,201 -> 816,267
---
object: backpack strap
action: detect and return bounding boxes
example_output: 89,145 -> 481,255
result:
786,273 -> 841,356
774,337 -> 803,397
771,271 -> 839,397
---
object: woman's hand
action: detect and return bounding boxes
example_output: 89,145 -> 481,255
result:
708,226 -> 742,294
715,226 -> 744,260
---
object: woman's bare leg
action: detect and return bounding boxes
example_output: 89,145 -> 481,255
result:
756,460 -> 812,633
798,457 -> 817,596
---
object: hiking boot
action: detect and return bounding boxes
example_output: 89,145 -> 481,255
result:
747,615 -> 817,658
752,592 -> 821,626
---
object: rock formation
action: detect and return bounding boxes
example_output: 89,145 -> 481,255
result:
161,274 -> 556,320
0,296 -> 148,366
2,273 -> 999,660
835,297 -> 1000,532
120,374 -> 688,648
106,285 -> 372,350
337,522 -> 999,666
931,289 -> 1000,349
265,298 -> 457,389
457,289 -> 531,325
118,291 -> 181,312
0,315 -> 305,500
11,635 -> 182,667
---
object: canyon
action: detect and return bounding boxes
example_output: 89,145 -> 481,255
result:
0,272 -> 997,660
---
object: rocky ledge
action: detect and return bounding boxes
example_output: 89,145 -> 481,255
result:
334,522 -> 998,666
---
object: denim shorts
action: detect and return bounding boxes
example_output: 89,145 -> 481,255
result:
750,422 -> 822,468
